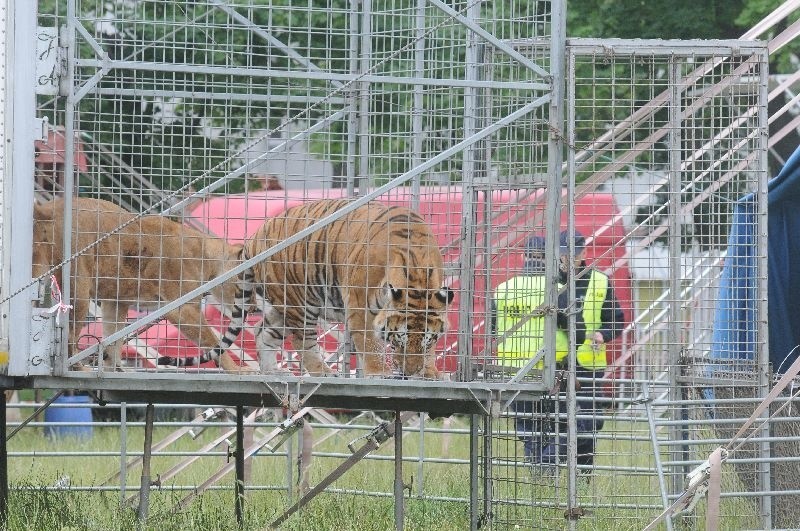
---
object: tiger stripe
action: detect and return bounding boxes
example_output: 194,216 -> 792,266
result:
160,198 -> 454,378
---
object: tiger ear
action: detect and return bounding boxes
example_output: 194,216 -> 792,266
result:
386,283 -> 403,301
436,287 -> 454,305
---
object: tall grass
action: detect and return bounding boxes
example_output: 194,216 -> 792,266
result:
5,412 -> 760,530
6,413 -> 471,530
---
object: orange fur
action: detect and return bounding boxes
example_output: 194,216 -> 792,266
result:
32,197 -> 243,370
243,198 -> 453,378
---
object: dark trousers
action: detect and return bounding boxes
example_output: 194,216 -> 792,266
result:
514,367 -> 605,466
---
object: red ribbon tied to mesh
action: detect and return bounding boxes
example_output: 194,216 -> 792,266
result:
43,275 -> 73,325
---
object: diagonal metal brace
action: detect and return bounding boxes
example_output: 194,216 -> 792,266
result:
174,407 -> 314,512
103,407 -> 222,486
269,412 -> 414,529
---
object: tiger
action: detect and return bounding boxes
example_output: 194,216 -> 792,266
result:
32,197 -> 255,371
158,198 -> 454,378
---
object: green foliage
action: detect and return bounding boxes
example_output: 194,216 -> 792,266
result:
568,0 -> 746,39
568,0 -> 798,75
35,1 -> 781,196
736,0 -> 800,74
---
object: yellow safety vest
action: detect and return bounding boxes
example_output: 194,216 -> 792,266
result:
575,269 -> 609,370
494,270 -> 610,371
494,275 -> 570,367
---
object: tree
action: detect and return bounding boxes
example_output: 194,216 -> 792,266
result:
36,0 -> 792,203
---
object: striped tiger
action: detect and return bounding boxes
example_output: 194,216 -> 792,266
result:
159,198 -> 454,378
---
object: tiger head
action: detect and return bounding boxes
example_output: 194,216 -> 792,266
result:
374,282 -> 454,378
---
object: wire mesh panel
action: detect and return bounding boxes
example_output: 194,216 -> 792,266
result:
9,0 -> 573,404
8,2 -> 783,527
480,40 -> 769,529
2,1 -> 789,529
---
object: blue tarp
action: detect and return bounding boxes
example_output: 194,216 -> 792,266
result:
710,145 -> 800,373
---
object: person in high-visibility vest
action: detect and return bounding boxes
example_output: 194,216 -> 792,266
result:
492,235 -> 586,462
550,229 -> 626,472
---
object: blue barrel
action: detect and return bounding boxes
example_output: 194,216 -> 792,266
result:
44,394 -> 93,439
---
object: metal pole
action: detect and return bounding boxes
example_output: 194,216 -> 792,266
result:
417,413 -> 425,497
410,0 -> 426,209
564,33 -> 578,531
456,0 -> 481,383
235,405 -> 245,527
345,0 -> 359,199
394,411 -> 404,531
643,382 -> 674,531
1,389 -> 8,528
542,0 -> 568,393
6,389 -> 64,440
270,418 -> 399,529
60,0 -> 78,376
285,411 -> 294,506
469,414 -> 479,531
755,48 -> 772,531
119,402 -> 127,506
667,57 -> 684,497
7,0 -> 41,378
481,413 -> 492,528
136,404 -> 155,525
356,0 -> 371,194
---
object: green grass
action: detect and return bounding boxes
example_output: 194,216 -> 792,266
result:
6,414 -> 472,530
4,413 -> 761,530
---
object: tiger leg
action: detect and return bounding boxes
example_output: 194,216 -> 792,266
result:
250,290 -> 288,373
162,300 -> 242,372
348,329 -> 390,377
420,355 -> 440,379
345,309 -> 389,376
99,300 -> 129,370
68,291 -> 93,371
291,331 -> 334,376
253,321 -> 286,373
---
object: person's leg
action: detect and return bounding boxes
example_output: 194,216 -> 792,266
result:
514,398 -> 557,463
513,399 -> 534,458
538,394 -> 568,468
575,368 -> 605,469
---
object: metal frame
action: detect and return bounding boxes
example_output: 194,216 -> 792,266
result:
563,37 -> 770,529
0,1 -> 780,528
5,0 -> 40,377
2,0 -> 570,409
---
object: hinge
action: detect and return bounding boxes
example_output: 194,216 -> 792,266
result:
34,116 -> 49,141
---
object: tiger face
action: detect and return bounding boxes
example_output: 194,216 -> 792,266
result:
374,284 -> 454,377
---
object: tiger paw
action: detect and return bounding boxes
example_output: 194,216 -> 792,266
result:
219,353 -> 258,374
362,367 -> 392,378
421,366 -> 440,380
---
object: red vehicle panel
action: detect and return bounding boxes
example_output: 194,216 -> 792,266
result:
77,188 -> 633,379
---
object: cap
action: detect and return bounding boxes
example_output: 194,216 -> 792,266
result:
558,229 -> 585,256
524,235 -> 547,257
